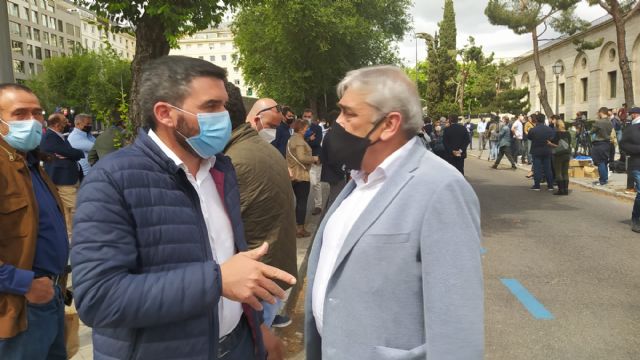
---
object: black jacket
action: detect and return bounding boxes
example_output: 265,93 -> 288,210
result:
40,130 -> 84,185
443,123 -> 470,158
527,124 -> 555,157
620,123 -> 640,171
305,123 -> 323,156
319,129 -> 347,184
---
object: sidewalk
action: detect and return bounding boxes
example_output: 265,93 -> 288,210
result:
69,185 -> 323,360
467,147 -> 635,201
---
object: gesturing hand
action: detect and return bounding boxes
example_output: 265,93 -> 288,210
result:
220,242 -> 297,311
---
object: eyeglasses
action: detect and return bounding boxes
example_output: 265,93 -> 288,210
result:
256,104 -> 282,116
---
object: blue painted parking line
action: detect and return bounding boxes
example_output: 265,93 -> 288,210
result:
480,247 -> 487,254
500,278 -> 554,320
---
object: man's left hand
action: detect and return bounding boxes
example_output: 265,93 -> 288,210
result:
261,324 -> 285,360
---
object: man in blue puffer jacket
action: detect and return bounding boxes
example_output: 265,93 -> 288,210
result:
70,56 -> 296,360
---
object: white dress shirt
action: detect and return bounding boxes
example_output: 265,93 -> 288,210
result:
149,130 -> 242,337
477,121 -> 487,134
312,137 -> 417,336
511,120 -> 523,140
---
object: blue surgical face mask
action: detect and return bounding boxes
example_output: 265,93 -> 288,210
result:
0,118 -> 43,152
170,106 -> 232,159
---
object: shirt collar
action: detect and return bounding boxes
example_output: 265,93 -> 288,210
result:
49,128 -> 65,140
351,137 -> 417,187
632,117 -> 640,125
148,129 -> 215,172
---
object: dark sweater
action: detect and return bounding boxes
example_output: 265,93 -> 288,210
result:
620,123 -> 640,171
527,124 -> 555,157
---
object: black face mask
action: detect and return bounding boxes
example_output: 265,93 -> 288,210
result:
83,125 -> 92,133
285,117 -> 294,125
327,116 -> 385,170
63,124 -> 71,133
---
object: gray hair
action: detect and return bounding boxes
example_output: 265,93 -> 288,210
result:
336,65 -> 422,138
74,113 -> 92,125
138,56 -> 227,130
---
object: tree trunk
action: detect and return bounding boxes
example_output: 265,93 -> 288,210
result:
611,10 -> 635,107
129,14 -> 171,132
531,28 -> 554,117
458,69 -> 468,114
308,97 -> 318,116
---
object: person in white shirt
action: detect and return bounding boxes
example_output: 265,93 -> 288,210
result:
477,118 -> 487,150
304,65 -> 483,360
67,113 -> 96,177
511,115 -> 524,163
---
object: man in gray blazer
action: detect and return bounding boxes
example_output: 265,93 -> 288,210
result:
305,65 -> 484,360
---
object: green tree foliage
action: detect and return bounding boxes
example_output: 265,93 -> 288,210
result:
457,37 -> 494,114
402,60 -> 428,100
27,50 -> 131,126
425,0 -> 458,119
588,0 -> 640,106
74,0 -> 247,130
485,0 -> 593,117
489,88 -> 530,115
232,0 -> 411,113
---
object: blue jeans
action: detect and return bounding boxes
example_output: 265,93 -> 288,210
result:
489,141 -> 498,160
632,170 -> 640,221
533,155 -> 554,188
260,297 -> 283,328
597,162 -> 609,184
0,285 -> 66,360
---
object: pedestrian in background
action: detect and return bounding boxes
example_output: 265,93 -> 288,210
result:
549,120 -> 572,195
40,113 -> 85,239
527,114 -> 556,191
620,106 -> 640,233
288,119 -> 317,238
477,118 -> 487,150
443,115 -> 471,174
592,107 -> 614,186
67,113 -> 95,177
491,116 -> 517,170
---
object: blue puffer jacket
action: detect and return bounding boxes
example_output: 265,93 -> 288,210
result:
71,129 -> 265,360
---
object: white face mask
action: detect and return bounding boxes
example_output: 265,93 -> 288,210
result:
258,128 -> 277,143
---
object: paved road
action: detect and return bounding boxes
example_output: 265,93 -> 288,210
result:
467,157 -> 640,359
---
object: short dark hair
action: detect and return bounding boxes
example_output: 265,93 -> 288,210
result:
448,115 -> 459,124
48,113 -> 66,127
224,81 -> 246,130
598,106 -> 609,115
0,83 -> 35,98
303,108 -> 313,115
138,56 -> 227,130
281,106 -> 292,116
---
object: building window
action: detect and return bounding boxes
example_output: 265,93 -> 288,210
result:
92,41 -> 96,49
581,77 -> 588,102
247,87 -> 253,96
198,56 -> 204,60
210,55 -> 216,61
13,60 -> 25,74
232,54 -> 238,62
36,64 -> 43,73
58,20 -> 63,32
35,46 -> 42,60
33,28 -> 40,41
66,23 -> 74,36
198,43 -> 203,48
21,7 -> 29,20
221,55 -> 227,61
559,83 -> 565,105
234,79 -> 240,85
42,13 -> 47,26
32,10 -> 38,24
44,49 -> 51,59
233,67 -> 239,72
209,43 -> 214,50
27,44 -> 34,58
49,16 -> 56,30
11,40 -> 23,55
28,63 -> 36,75
83,23 -> 88,31
43,32 -> 50,45
60,36 -> 65,49
39,0 -> 45,8
608,70 -> 617,98
8,2 -> 19,17
51,34 -> 57,46
186,44 -> 192,49
52,50 -> 58,57
75,26 -> 81,38
67,39 -> 74,51
9,21 -> 21,36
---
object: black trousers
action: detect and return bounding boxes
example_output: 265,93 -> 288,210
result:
449,156 -> 465,174
495,145 -> 516,166
292,181 -> 310,225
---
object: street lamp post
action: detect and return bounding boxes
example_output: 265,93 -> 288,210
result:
552,63 -> 563,116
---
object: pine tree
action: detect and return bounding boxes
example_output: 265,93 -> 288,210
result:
439,0 -> 457,51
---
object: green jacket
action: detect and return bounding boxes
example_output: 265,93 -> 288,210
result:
88,126 -> 122,165
225,124 -> 298,289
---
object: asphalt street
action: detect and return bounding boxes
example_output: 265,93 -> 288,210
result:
467,157 -> 640,359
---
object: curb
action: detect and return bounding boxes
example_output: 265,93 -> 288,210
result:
469,152 -> 634,201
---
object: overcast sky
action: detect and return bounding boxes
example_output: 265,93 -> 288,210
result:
398,0 -> 609,66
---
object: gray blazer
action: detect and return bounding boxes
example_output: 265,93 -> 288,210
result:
305,141 -> 484,360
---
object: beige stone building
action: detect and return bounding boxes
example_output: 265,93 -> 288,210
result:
170,24 -> 253,97
513,13 -> 640,119
6,0 -> 135,83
